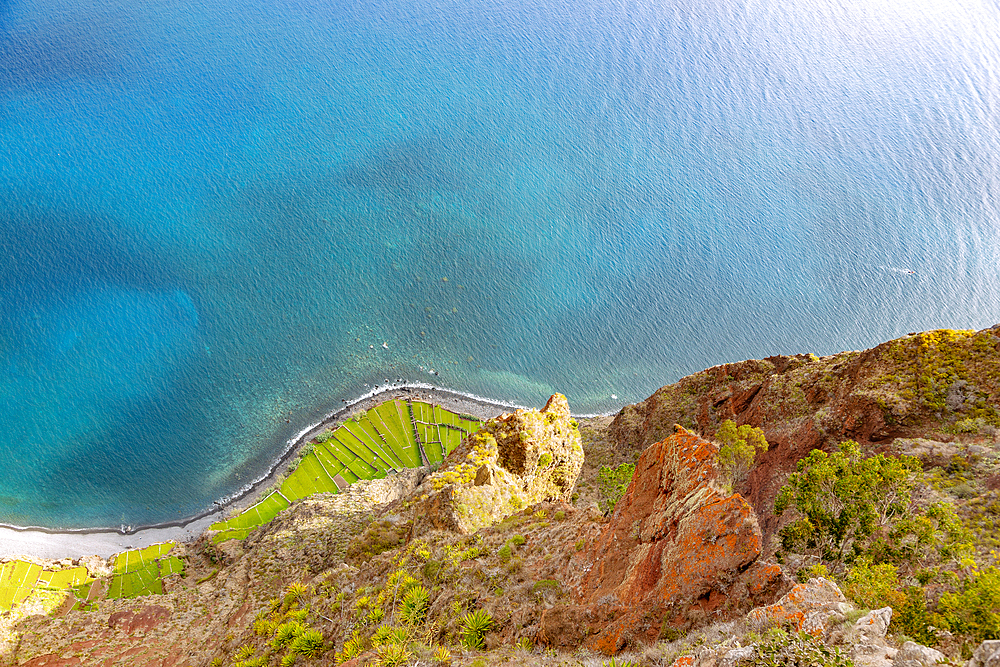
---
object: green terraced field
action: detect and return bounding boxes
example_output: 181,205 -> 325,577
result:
210,399 -> 484,543
0,560 -> 42,610
108,542 -> 184,599
1,560 -> 95,612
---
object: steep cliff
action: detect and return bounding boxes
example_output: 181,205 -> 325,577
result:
6,327 -> 1000,666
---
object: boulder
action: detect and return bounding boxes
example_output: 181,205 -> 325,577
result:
747,577 -> 851,637
409,394 -> 583,535
569,425 -> 784,653
892,641 -> 945,667
721,646 -> 756,667
854,607 -> 892,640
970,641 -> 1000,667
852,644 -> 898,667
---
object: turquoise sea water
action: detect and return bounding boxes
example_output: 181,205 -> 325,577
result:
1,0 -> 999,528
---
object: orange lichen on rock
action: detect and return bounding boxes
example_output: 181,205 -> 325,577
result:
564,426 -> 784,653
747,577 -> 849,637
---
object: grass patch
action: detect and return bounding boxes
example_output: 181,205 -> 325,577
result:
210,399 -> 482,544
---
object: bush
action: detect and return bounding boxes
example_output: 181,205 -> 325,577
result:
597,462 -> 635,515
843,558 -> 905,610
938,566 -> 1000,642
715,419 -> 768,486
747,628 -> 852,667
461,608 -> 493,649
774,440 -> 921,569
892,585 -> 938,645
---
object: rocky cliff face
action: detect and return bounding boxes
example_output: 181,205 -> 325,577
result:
8,327 -> 1000,666
610,326 -> 1000,539
410,394 -> 583,535
539,426 -> 786,654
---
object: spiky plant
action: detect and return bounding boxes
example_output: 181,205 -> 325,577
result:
271,621 -> 304,650
289,629 -> 325,658
460,608 -> 493,650
235,644 -> 255,660
336,630 -> 365,664
433,645 -> 452,663
376,642 -> 412,667
399,585 -> 430,625
284,582 -> 308,607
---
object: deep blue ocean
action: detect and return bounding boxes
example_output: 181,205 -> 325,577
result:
1,0 -> 998,528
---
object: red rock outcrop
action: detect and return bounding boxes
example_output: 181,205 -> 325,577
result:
547,426 -> 785,653
607,326 -> 1000,543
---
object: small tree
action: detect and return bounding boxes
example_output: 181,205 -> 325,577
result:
774,440 -> 921,569
596,463 -> 635,515
715,419 -> 768,487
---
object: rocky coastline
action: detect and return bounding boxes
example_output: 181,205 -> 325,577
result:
5,325 -> 1000,666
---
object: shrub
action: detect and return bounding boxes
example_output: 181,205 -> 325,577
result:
892,585 -> 938,645
843,558 -> 906,610
597,462 -> 635,515
774,440 -> 921,569
497,543 -> 512,563
715,419 -> 768,486
289,629 -> 325,657
422,559 -> 442,580
510,534 -> 526,546
750,628 -> 851,667
399,585 -> 430,625
938,566 -> 1000,642
461,608 -> 494,649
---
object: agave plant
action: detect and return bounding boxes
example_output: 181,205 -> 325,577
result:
376,642 -> 412,667
271,621 -> 304,650
289,629 -> 325,658
399,585 -> 430,625
460,608 -> 494,650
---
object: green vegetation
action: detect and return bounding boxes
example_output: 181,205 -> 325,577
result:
211,400 -> 483,543
715,419 -> 768,487
0,560 -> 43,610
597,462 -> 636,515
399,584 -> 429,624
937,567 -> 1000,643
739,628 -> 852,667
289,629 -> 326,657
774,440 -> 922,569
108,542 -> 184,599
460,608 -> 493,649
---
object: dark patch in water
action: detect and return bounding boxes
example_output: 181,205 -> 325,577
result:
334,138 -> 468,194
0,18 -> 123,90
0,201 -> 180,294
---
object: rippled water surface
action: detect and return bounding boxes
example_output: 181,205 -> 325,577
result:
1,0 -> 999,527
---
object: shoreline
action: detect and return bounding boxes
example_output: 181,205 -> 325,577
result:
0,384 -> 527,560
